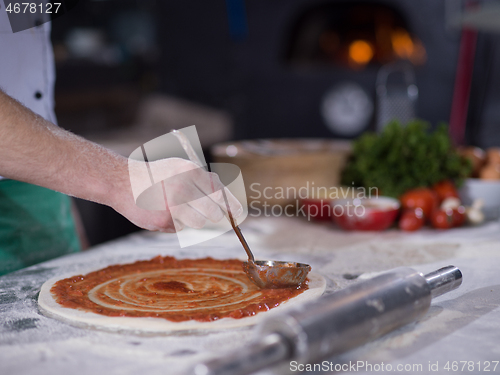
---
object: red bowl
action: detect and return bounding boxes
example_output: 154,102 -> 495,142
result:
332,197 -> 400,231
300,198 -> 334,221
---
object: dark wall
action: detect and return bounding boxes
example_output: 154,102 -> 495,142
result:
468,34 -> 500,148
156,0 -> 462,140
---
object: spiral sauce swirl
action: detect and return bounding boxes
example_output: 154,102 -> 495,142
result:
50,256 -> 308,322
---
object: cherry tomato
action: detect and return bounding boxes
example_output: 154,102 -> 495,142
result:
452,206 -> 466,227
430,209 -> 454,229
400,188 -> 438,218
399,208 -> 425,232
432,180 -> 459,203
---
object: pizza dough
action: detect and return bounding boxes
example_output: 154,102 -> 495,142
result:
38,259 -> 326,334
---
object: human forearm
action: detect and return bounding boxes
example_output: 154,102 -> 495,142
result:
0,89 -> 126,205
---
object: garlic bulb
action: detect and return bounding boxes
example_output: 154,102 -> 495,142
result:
466,199 -> 485,225
441,197 -> 461,211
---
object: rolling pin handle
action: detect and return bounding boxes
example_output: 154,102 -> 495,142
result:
424,266 -> 463,299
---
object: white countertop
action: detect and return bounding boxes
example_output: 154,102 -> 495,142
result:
1,216 -> 500,375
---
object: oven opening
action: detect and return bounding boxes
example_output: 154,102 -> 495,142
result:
285,2 -> 427,70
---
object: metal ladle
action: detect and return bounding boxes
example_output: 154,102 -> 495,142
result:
171,130 -> 311,289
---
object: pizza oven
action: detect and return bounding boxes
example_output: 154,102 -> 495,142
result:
284,3 -> 426,70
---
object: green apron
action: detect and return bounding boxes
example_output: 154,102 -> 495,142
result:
0,180 -> 81,276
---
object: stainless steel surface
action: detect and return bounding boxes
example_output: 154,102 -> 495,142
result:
376,61 -> 418,131
172,129 -> 311,289
199,265 -> 463,375
424,265 -> 463,298
242,260 -> 311,289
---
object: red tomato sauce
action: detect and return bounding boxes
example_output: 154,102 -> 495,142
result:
50,256 -> 308,322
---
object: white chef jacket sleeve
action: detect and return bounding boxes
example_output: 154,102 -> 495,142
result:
0,5 -> 57,124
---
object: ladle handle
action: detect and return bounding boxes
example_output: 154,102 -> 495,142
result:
171,129 -> 255,263
221,189 -> 255,263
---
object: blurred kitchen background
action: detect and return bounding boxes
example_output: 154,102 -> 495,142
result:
50,0 -> 500,245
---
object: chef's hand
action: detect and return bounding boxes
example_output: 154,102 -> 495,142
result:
112,158 -> 243,233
